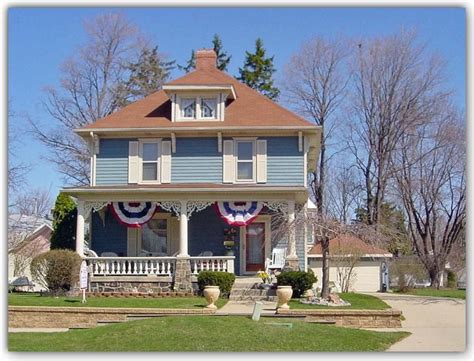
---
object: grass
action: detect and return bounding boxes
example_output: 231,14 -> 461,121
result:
395,288 -> 466,300
8,292 -> 228,309
289,293 -> 391,310
8,315 -> 409,352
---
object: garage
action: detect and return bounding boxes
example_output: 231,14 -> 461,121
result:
307,234 -> 392,293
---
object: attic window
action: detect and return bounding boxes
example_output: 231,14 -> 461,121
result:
201,98 -> 217,118
181,98 -> 196,119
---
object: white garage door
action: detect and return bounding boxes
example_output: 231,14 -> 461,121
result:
309,259 -> 381,292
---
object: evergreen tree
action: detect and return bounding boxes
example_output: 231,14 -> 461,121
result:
50,194 -> 77,250
116,46 -> 175,107
213,34 -> 231,71
178,34 -> 231,73
237,38 -> 280,100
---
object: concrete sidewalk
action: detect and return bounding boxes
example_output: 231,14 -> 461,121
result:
216,301 -> 277,315
364,292 -> 466,352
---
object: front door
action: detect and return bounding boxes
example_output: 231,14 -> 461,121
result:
245,222 -> 266,272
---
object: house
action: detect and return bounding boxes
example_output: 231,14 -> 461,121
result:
307,234 -> 392,293
8,214 -> 53,291
62,49 -> 321,293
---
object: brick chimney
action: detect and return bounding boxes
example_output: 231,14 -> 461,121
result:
195,49 -> 217,70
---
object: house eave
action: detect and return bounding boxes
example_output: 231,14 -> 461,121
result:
162,84 -> 237,99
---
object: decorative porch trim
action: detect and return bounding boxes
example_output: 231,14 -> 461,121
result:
264,201 -> 289,215
157,201 -> 181,218
84,201 -> 110,218
187,201 -> 213,218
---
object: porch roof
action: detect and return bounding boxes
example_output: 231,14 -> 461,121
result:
61,183 -> 309,202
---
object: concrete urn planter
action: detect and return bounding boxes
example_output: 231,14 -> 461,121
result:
203,285 -> 220,309
277,285 -> 293,309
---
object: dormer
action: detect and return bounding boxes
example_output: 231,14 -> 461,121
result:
163,49 -> 236,122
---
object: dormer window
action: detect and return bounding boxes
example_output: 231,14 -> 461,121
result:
181,98 -> 196,119
201,98 -> 217,119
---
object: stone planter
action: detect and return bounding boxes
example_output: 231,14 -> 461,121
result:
276,285 -> 293,309
203,285 -> 220,309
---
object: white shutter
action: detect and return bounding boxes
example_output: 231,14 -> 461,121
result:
127,228 -> 139,256
161,140 -> 172,183
128,141 -> 139,184
256,139 -> 267,183
223,140 -> 235,183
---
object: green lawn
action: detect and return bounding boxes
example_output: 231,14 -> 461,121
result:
396,288 -> 466,300
8,293 -> 228,309
8,315 -> 409,352
290,293 -> 391,310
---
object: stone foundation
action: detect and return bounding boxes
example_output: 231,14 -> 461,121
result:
277,308 -> 403,328
173,257 -> 193,292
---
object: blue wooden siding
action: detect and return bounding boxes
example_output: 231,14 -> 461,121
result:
171,138 -> 222,183
95,139 -> 134,185
265,137 -> 304,185
94,136 -> 304,185
90,211 -> 128,256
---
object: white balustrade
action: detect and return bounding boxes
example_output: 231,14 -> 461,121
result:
85,256 -> 235,277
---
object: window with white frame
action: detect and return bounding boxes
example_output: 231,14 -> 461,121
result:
180,98 -> 196,119
201,98 -> 217,119
235,140 -> 255,182
140,140 -> 160,182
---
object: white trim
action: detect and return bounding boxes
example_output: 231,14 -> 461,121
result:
138,138 -> 162,185
240,215 -> 272,275
171,133 -> 176,153
217,132 -> 222,153
298,131 -> 303,152
163,84 -> 236,99
303,136 -> 308,188
234,138 -> 257,184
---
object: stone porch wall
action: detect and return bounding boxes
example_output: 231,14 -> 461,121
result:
9,306 -> 215,329
277,308 -> 402,328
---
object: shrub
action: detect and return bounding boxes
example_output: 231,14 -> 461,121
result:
276,270 -> 317,298
197,271 -> 236,297
50,193 -> 77,250
447,270 -> 457,288
30,250 -> 82,295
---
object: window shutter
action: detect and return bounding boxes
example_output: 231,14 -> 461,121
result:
223,140 -> 235,183
161,140 -> 172,183
256,139 -> 267,183
127,228 -> 139,256
128,141 -> 139,184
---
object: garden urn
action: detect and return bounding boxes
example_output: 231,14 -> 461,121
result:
276,285 -> 293,309
203,285 -> 220,309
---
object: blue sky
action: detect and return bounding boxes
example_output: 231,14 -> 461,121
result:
8,7 -> 466,200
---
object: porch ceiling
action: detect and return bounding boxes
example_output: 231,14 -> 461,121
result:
61,184 -> 309,203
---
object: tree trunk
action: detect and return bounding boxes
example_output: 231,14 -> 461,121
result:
320,237 -> 330,299
428,267 -> 441,289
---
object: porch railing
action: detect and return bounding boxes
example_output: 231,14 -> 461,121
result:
84,256 -> 235,277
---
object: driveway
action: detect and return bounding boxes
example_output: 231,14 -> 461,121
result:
365,292 -> 466,352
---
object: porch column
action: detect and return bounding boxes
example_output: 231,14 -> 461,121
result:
285,199 -> 299,270
76,200 -> 85,256
178,200 -> 189,257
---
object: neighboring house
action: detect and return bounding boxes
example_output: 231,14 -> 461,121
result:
62,49 -> 321,293
307,235 -> 392,293
8,214 -> 52,291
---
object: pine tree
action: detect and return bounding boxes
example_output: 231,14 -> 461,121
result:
178,34 -> 231,73
212,34 -> 231,71
116,46 -> 175,107
237,38 -> 280,100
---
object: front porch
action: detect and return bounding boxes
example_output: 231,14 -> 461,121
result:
68,187 -> 308,293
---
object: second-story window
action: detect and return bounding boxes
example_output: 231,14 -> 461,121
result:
201,98 -> 217,118
236,140 -> 255,182
181,98 -> 196,119
140,140 -> 160,182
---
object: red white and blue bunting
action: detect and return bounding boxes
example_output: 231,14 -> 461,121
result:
214,201 -> 264,226
109,202 -> 158,228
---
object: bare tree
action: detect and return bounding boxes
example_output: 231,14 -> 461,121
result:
12,188 -> 52,217
28,12 -> 149,185
8,103 -> 31,194
331,242 -> 364,293
347,30 -> 448,227
394,106 -> 465,288
282,37 -> 350,299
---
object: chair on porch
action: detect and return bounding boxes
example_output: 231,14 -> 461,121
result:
198,251 -> 213,257
265,248 -> 287,276
100,252 -> 118,257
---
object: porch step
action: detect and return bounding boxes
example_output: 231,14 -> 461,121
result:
229,278 -> 278,301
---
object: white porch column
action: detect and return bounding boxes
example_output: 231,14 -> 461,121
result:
178,200 -> 189,257
76,200 -> 85,256
285,199 -> 299,270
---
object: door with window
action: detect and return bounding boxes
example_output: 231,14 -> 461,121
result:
244,220 -> 269,272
